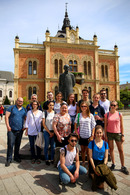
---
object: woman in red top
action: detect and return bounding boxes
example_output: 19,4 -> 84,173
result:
0,104 -> 4,122
104,101 -> 129,175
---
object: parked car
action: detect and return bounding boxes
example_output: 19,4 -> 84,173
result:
3,105 -> 10,115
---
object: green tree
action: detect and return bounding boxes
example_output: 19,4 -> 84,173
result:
120,87 -> 130,102
22,96 -> 29,108
3,96 -> 10,105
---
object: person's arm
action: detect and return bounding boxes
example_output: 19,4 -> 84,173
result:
74,148 -> 80,179
60,149 -> 76,183
42,118 -> 51,136
24,112 -> 30,135
5,111 -> 11,131
104,115 -> 108,141
120,114 -> 125,142
52,120 -> 62,143
104,148 -> 108,165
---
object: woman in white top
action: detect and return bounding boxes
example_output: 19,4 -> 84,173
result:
42,101 -> 55,165
54,92 -> 64,114
74,101 -> 96,167
25,101 -> 43,164
67,93 -> 77,133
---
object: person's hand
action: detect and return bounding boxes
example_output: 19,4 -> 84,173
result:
25,129 -> 28,136
70,175 -> 76,183
57,135 -> 62,143
94,169 -> 100,176
74,170 -> 79,180
89,136 -> 94,142
121,136 -> 125,142
7,126 -> 11,132
50,132 -> 54,138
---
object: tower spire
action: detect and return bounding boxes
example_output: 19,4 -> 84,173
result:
62,3 -> 71,33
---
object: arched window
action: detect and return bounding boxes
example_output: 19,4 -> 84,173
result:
101,65 -> 104,77
84,61 -> 87,75
28,87 -> 32,100
69,60 -> 77,72
55,86 -> 58,98
28,61 -> 32,75
105,65 -> 108,78
9,91 -> 12,98
88,87 -> 91,99
88,61 -> 91,75
55,59 -> 58,74
33,61 -> 37,75
59,59 -> 63,74
0,90 -> 2,97
33,87 -> 37,94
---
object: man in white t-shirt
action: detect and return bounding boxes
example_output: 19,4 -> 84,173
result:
57,133 -> 87,184
99,89 -> 110,114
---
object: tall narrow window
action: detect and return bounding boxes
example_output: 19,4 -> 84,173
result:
101,65 -> 104,77
84,61 -> 87,75
69,60 -> 77,72
105,65 -> 108,78
28,87 -> 32,100
33,87 -> 37,94
33,61 -> 37,75
29,61 -> 32,75
9,91 -> 12,98
0,90 -> 2,97
59,59 -> 63,74
55,59 -> 58,74
88,61 -> 91,75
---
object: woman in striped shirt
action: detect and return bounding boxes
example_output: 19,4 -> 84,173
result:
74,101 -> 96,167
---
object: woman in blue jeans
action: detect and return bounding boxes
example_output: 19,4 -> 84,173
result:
42,101 -> 55,165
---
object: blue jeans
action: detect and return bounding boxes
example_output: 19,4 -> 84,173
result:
28,135 -> 41,159
58,163 -> 87,184
44,131 -> 55,161
7,130 -> 23,161
70,115 -> 76,133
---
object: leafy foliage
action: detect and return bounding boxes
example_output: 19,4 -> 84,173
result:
3,96 -> 10,105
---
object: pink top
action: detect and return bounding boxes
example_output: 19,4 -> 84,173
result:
105,111 -> 121,133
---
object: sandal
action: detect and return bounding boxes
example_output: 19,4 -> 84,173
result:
31,159 -> 35,164
36,159 -> 41,164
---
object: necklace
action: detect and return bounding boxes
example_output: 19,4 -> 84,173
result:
95,140 -> 103,149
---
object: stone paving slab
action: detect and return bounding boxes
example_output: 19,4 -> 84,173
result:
0,115 -> 130,194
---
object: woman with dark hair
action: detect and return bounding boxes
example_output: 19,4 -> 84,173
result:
67,93 -> 77,132
42,101 -> 55,165
74,101 -> 96,167
88,125 -> 108,189
54,92 -> 64,114
25,100 -> 43,164
53,102 -> 71,147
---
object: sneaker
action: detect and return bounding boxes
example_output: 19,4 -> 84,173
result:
46,161 -> 50,166
36,159 -> 41,164
31,159 -> 35,164
110,164 -> 115,170
5,160 -> 12,167
121,166 -> 129,175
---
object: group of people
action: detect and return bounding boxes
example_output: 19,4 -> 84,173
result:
4,88 -> 129,190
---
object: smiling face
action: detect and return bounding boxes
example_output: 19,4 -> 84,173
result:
82,91 -> 89,99
60,104 -> 68,115
93,94 -> 100,103
110,101 -> 118,110
80,103 -> 88,113
47,92 -> 53,101
48,102 -> 54,111
95,128 -> 103,138
69,94 -> 75,103
56,93 -> 62,101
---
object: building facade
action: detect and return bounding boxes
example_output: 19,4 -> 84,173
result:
13,8 -> 120,102
0,71 -> 14,104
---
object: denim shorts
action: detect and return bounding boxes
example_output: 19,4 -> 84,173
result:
107,132 -> 122,142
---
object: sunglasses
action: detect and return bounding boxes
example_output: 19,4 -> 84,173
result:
111,104 -> 116,107
70,139 -> 77,143
81,106 -> 87,108
101,93 -> 106,95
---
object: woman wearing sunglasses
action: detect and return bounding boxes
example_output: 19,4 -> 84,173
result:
104,101 -> 129,175
74,101 -> 96,167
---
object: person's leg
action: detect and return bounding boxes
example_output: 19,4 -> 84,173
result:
50,136 -> 55,161
79,165 -> 87,175
14,130 -> 23,160
58,165 -> 71,184
28,135 -> 36,160
6,131 -> 16,161
116,141 -> 124,167
81,145 -> 86,166
44,131 -> 50,161
108,140 -> 115,165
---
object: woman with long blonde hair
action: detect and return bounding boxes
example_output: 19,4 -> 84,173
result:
74,101 -> 96,167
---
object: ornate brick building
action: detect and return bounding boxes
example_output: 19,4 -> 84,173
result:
13,8 -> 120,102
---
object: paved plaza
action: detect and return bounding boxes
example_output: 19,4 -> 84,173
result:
0,115 -> 130,195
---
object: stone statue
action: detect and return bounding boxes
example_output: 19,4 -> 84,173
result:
59,64 -> 75,101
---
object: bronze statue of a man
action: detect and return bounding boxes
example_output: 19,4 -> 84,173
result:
59,64 -> 75,101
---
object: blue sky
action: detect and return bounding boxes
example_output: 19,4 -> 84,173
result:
0,0 -> 130,84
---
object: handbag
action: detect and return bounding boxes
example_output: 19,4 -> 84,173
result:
31,111 -> 44,148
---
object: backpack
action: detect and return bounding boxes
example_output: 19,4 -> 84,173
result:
54,146 -> 78,167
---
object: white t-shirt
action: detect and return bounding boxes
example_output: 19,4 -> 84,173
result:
25,110 -> 43,135
99,99 -> 110,114
42,111 -> 55,131
57,145 -> 77,167
54,101 -> 66,114
68,104 -> 77,116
